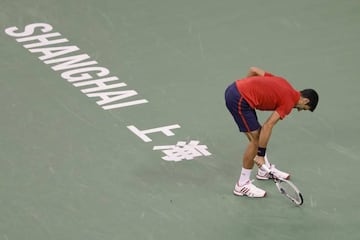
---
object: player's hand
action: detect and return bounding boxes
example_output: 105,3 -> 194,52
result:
254,156 -> 265,168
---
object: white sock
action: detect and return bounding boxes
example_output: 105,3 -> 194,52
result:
264,154 -> 271,168
239,168 -> 252,185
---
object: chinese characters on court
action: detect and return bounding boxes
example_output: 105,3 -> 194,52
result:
128,125 -> 212,161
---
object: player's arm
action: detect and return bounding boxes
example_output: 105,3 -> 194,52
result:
247,67 -> 274,78
254,111 -> 281,167
247,67 -> 266,77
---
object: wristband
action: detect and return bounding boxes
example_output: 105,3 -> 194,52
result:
257,147 -> 266,157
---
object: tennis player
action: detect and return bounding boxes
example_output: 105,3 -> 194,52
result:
225,67 -> 318,198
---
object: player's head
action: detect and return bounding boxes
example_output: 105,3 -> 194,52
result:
298,89 -> 319,112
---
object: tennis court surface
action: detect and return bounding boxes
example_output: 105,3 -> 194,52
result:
1,0 -> 360,239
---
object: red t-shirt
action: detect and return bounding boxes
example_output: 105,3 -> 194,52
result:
235,72 -> 300,119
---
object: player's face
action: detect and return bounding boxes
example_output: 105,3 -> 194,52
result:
295,97 -> 311,111
296,104 -> 311,111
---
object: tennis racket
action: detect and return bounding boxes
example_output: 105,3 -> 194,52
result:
261,165 -> 304,206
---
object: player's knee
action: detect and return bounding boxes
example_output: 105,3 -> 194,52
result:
245,131 -> 260,143
250,138 -> 259,147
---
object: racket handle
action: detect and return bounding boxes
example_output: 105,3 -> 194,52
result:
260,164 -> 271,173
260,164 -> 275,179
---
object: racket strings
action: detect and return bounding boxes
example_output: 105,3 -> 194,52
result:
278,181 -> 302,203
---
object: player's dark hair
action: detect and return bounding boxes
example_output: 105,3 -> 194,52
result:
300,89 -> 319,112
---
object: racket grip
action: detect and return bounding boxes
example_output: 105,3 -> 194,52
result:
260,164 -> 271,173
260,164 -> 275,179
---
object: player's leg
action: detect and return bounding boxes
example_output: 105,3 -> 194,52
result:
242,130 -> 259,169
224,83 -> 266,197
233,129 -> 266,197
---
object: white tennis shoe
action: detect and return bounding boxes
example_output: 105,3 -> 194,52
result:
256,164 -> 290,180
233,180 -> 266,198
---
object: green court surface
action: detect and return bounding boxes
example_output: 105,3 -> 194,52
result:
1,0 -> 360,239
